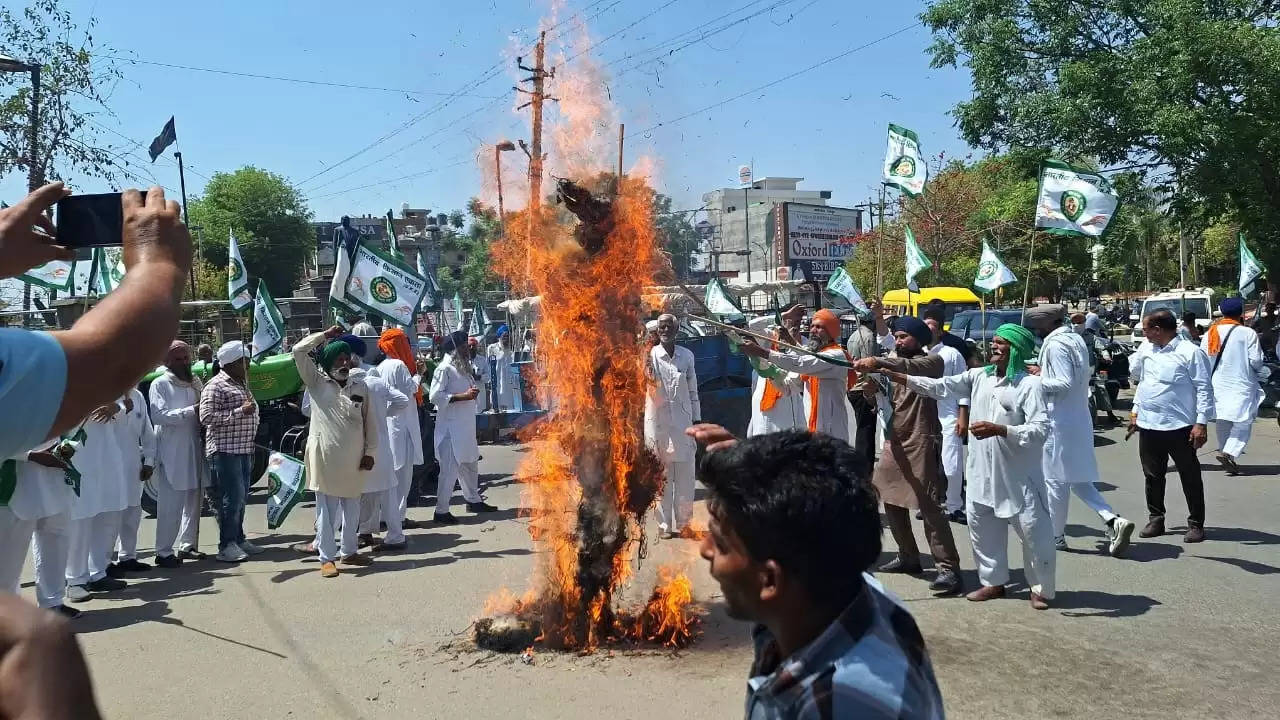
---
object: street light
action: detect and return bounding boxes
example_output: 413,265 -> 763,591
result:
2,53 -> 41,324
495,140 -> 517,236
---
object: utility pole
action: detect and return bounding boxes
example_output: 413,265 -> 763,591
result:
516,31 -> 556,213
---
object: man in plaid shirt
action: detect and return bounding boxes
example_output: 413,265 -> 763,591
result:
199,341 -> 260,563
690,426 -> 946,719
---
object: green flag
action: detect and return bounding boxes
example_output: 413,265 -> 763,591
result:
1239,232 -> 1265,297
825,266 -> 870,315
343,240 -> 430,327
1034,160 -> 1120,238
228,230 -> 252,312
385,210 -> 401,260
903,226 -> 930,292
883,123 -> 928,196
251,279 -> 286,360
974,239 -> 1018,292
264,452 -> 307,530
704,277 -> 745,322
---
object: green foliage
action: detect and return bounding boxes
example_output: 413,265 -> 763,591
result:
0,0 -> 122,185
436,198 -> 503,299
922,0 -> 1280,273
186,167 -> 313,299
652,192 -> 700,279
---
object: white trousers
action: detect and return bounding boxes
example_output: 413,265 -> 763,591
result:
315,492 -> 360,563
31,512 -> 70,608
435,444 -> 481,514
66,511 -> 121,586
1046,478 -> 1117,539
656,459 -> 696,531
1216,419 -> 1252,460
940,420 -> 966,513
154,481 -> 201,558
0,506 -> 35,594
968,493 -> 1056,599
116,505 -> 142,561
392,461 -> 413,525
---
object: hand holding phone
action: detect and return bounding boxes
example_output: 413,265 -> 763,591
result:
56,192 -> 134,248
0,182 -> 75,279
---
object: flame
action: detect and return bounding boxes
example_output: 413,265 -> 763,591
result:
481,25 -> 697,652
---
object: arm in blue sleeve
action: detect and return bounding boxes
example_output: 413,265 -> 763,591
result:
0,330 -> 68,458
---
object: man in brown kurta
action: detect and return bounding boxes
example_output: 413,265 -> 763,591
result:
854,315 -> 962,595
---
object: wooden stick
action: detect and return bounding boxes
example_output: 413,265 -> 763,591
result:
687,313 -> 858,369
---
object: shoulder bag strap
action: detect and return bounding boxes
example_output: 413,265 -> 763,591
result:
1211,325 -> 1238,375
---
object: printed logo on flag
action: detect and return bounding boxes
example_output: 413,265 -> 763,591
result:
889,155 -> 917,178
229,257 -> 244,282
977,260 -> 998,283
1060,190 -> 1087,222
371,276 -> 397,304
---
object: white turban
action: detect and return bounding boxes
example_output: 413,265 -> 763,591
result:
216,341 -> 247,365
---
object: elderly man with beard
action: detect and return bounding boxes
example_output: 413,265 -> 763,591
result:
293,326 -> 378,578
738,309 -> 855,444
645,314 -> 702,538
430,331 -> 497,525
852,316 -> 962,596
149,341 -> 208,567
878,324 -> 1057,610
1026,304 -> 1136,556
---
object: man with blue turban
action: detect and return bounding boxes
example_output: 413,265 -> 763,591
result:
878,323 -> 1058,610
1204,296 -> 1263,475
852,314 -> 962,596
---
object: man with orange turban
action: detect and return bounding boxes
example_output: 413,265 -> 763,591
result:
375,328 -> 425,542
738,308 -> 856,445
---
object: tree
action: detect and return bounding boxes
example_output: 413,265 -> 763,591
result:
187,167 -> 313,299
0,0 -> 123,186
437,198 -> 504,299
922,0 -> 1280,270
899,153 -> 986,284
652,192 -> 700,280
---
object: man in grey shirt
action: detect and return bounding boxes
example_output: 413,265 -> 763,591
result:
846,305 -> 881,467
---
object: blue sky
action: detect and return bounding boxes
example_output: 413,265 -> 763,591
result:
1,0 -> 976,225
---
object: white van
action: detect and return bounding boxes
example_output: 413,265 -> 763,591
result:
1132,288 -> 1215,346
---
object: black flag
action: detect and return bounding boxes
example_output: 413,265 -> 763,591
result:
148,117 -> 177,162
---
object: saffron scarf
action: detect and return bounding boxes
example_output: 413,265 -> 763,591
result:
805,344 -> 857,432
1206,317 -> 1241,356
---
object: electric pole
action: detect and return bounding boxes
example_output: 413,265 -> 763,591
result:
516,31 -> 556,212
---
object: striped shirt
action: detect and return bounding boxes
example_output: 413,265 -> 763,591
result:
746,574 -> 945,719
198,371 -> 259,456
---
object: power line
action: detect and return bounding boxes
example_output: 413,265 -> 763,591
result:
561,0 -> 687,65
639,20 -> 923,134
100,55 -> 506,99
609,0 -> 799,77
599,0 -> 784,72
81,116 -> 216,183
307,158 -> 473,200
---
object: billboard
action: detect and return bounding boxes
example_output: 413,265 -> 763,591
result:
771,202 -> 862,282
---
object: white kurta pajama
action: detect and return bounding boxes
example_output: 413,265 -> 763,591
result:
0,453 -> 75,608
149,371 -> 206,558
1038,327 -> 1117,540
115,389 -> 155,562
931,342 -> 969,514
765,347 -> 855,445
376,357 -> 424,535
430,354 -> 483,514
644,344 -> 701,532
355,369 -> 410,540
293,332 -> 378,563
487,342 -> 517,410
66,406 -> 131,587
1206,323 -> 1263,460
904,369 -> 1056,599
746,369 -> 806,437
472,353 -> 491,413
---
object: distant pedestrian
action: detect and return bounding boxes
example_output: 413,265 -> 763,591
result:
1130,309 -> 1214,543
1178,312 -> 1200,344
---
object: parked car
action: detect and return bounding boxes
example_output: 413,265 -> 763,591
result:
947,309 -> 1030,345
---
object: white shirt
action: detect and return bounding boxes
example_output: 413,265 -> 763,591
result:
374,358 -> 424,470
429,354 -> 480,464
115,389 -> 156,507
644,344 -> 701,462
1205,323 -> 1264,423
1132,336 -> 1214,430
905,369 -> 1049,518
356,368 -> 409,493
766,346 -> 854,444
487,341 -> 518,407
148,371 -> 206,491
1036,326 -> 1099,484
928,342 -> 969,423
5,447 -> 74,522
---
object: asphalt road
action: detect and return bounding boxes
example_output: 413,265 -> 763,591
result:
16,415 -> 1280,719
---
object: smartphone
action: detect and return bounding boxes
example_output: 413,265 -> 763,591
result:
55,192 -> 141,248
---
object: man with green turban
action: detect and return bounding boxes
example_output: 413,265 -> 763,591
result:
876,323 -> 1058,611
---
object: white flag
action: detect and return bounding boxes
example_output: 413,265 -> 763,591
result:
19,259 -> 75,293
1239,232 -> 1265,297
452,292 -> 466,331
973,239 -> 1018,292
263,452 -> 306,530
1034,160 -> 1120,238
251,278 -> 286,360
227,230 -> 252,312
704,277 -> 744,321
825,266 -> 870,315
904,226 -> 930,292
329,241 -> 360,323
883,124 -> 928,197
343,241 -> 429,327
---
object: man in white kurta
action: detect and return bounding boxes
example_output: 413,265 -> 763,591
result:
0,442 -> 78,617
66,399 -> 132,601
644,314 -> 701,537
487,331 -> 518,411
926,317 -> 969,523
149,341 -> 207,566
885,324 -> 1057,609
1205,298 -> 1263,474
430,331 -> 495,523
376,328 -> 425,542
739,309 -> 854,445
470,338 -> 491,413
113,388 -> 155,572
745,315 -> 805,437
354,364 -> 410,546
1026,305 -> 1136,557
293,328 -> 379,576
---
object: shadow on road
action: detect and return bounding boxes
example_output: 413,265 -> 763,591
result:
1196,555 -> 1280,575
1053,589 -> 1162,618
1202,526 -> 1280,546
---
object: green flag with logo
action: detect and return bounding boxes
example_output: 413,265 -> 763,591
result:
1034,160 -> 1121,238
974,239 -> 1018,292
228,230 -> 252,312
904,226 -> 930,292
882,124 -> 927,197
385,209 -> 401,260
1239,232 -> 1265,297
825,266 -> 870,316
704,277 -> 745,322
251,279 -> 286,360
343,240 -> 429,327
264,452 -> 307,530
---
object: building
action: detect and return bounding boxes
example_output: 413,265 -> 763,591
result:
701,177 -> 833,280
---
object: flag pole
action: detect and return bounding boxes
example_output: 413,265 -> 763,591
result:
1020,228 -> 1037,324
174,151 -> 197,300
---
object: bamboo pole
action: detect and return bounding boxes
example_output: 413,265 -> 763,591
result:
1021,229 -> 1037,324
